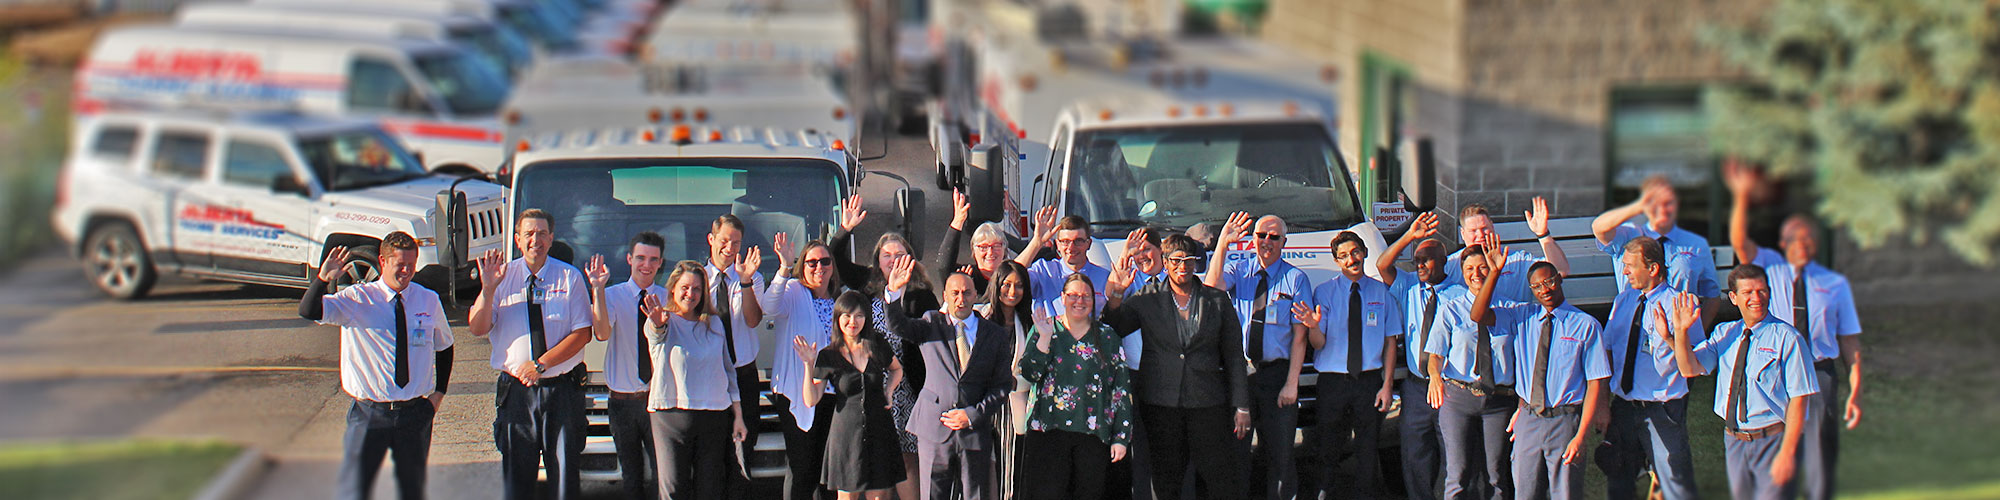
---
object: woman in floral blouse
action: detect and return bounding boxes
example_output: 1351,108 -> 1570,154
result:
1018,272 -> 1134,500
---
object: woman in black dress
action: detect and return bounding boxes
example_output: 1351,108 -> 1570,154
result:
792,290 -> 906,499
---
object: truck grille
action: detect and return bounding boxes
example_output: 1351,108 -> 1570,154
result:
469,206 -> 505,242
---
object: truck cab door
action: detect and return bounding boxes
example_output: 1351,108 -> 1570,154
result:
208,135 -> 315,279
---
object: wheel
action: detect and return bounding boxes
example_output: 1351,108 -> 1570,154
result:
325,246 -> 380,295
82,222 -> 157,300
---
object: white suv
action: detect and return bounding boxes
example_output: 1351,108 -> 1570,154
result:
53,109 -> 510,299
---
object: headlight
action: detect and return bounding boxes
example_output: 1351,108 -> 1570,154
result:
416,237 -> 438,247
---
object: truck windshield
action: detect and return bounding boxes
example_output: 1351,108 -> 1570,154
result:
514,158 -> 844,278
298,129 -> 430,192
1063,122 -> 1362,235
500,3 -> 576,51
447,25 -> 524,81
413,51 -> 509,116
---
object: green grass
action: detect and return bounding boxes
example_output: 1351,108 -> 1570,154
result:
0,439 -> 243,500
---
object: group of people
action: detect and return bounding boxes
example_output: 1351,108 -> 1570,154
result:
302,161 -> 1862,500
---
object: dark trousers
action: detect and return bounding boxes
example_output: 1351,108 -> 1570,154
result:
495,373 -> 585,500
1246,364 -> 1300,500
1313,371 -> 1384,500
652,409 -> 735,500
1510,412 -> 1581,500
1724,429 -> 1800,500
728,364 -> 762,500
1399,378 -> 1443,500
339,398 -> 435,500
917,431 -> 997,500
1800,367 -> 1839,500
1596,398 -> 1697,500
608,396 -> 656,500
1020,430 -> 1112,500
768,393 -> 832,500
1105,407 -> 1155,500
1141,404 -> 1243,500
1437,382 -> 1514,500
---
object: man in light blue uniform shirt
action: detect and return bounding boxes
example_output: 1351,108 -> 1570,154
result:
1666,265 -> 1818,500
1593,175 -> 1724,321
1208,212 -> 1313,500
1727,163 -> 1864,500
1015,208 -> 1111,315
583,232 -> 669,500
1596,236 -> 1703,500
1498,262 -> 1610,500
1425,244 -> 1521,500
1444,198 -> 1569,303
1377,212 -> 1449,500
1296,230 -> 1400,500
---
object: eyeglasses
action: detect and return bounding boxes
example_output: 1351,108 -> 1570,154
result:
1333,250 -> 1365,260
802,258 -> 833,268
1254,232 -> 1284,242
1164,256 -> 1202,266
1062,292 -> 1095,300
1529,279 -> 1562,291
1055,237 -> 1090,246
973,243 -> 1006,251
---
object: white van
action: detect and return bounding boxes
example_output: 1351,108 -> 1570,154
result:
52,109 -> 509,299
174,2 -> 533,80
258,0 -> 582,54
79,25 -> 513,177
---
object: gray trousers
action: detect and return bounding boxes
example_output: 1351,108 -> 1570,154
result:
1800,367 -> 1839,500
1510,411 -> 1581,500
1596,398 -> 1698,500
1723,429 -> 1800,500
1437,382 -> 1514,500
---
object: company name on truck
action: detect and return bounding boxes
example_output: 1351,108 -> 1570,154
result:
178,204 -> 286,240
1224,240 -> 1325,261
131,50 -> 263,80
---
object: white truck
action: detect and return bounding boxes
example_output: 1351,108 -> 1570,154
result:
174,2 -> 534,81
79,24 -> 515,178
53,109 -> 509,299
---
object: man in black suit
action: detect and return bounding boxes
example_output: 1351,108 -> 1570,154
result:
1104,233 -> 1252,500
886,272 -> 1014,500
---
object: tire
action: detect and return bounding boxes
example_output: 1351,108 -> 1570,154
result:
82,222 -> 157,300
325,246 -> 380,295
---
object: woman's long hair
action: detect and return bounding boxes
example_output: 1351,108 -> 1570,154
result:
662,260 -> 711,322
788,239 -> 843,295
828,290 -> 879,354
867,232 -> 934,296
983,260 -> 1033,330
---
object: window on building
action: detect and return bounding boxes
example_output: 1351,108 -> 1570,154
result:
1607,87 -> 1718,239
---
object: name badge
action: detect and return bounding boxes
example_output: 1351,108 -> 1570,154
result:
1365,310 -> 1381,327
531,287 -> 546,304
411,321 -> 430,345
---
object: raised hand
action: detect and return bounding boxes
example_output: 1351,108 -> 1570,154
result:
476,249 -> 509,289
1032,304 -> 1056,353
1031,206 -> 1059,239
957,264 -> 976,276
1723,157 -> 1759,199
840,194 -> 867,232
1106,254 -> 1136,295
950,190 -> 970,230
791,336 -> 818,368
586,254 -> 610,289
640,293 -> 671,327
737,246 -> 763,278
1526,196 -> 1552,237
1219,211 -> 1253,246
1404,211 -> 1439,242
885,254 -> 915,292
773,233 -> 794,269
1669,292 -> 1700,336
317,246 -> 350,283
1291,302 -> 1323,326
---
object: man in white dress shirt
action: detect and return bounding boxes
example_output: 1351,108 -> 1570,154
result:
586,231 -> 667,500
470,209 -> 595,500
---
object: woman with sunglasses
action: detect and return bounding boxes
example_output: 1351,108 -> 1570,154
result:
765,232 -> 848,500
1017,272 -> 1134,499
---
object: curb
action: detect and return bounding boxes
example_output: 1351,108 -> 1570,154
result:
193,446 -> 269,500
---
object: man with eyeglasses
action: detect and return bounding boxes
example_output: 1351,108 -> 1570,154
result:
1446,199 -> 1569,303
1376,211 -> 1449,500
1206,212 -> 1312,500
1472,262 -> 1609,500
470,209 -> 595,500
1292,230 -> 1401,500
1016,207 -> 1111,315
1104,234 -> 1251,500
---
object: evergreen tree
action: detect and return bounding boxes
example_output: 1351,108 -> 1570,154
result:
1702,0 -> 2000,265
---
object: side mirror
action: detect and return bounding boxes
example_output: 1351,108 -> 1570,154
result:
1398,137 -> 1437,213
272,175 -> 310,196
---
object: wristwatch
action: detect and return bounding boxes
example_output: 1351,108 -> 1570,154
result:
533,360 -> 546,373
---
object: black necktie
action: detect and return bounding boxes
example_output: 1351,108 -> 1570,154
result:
636,289 -> 652,384
1347,282 -> 1363,373
1532,313 -> 1553,406
1793,272 -> 1810,344
1474,322 -> 1495,393
528,274 -> 548,361
1619,293 -> 1648,395
1248,270 -> 1270,363
1726,326 -> 1755,430
716,273 -> 739,366
393,292 -> 408,388
1417,286 -> 1436,379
